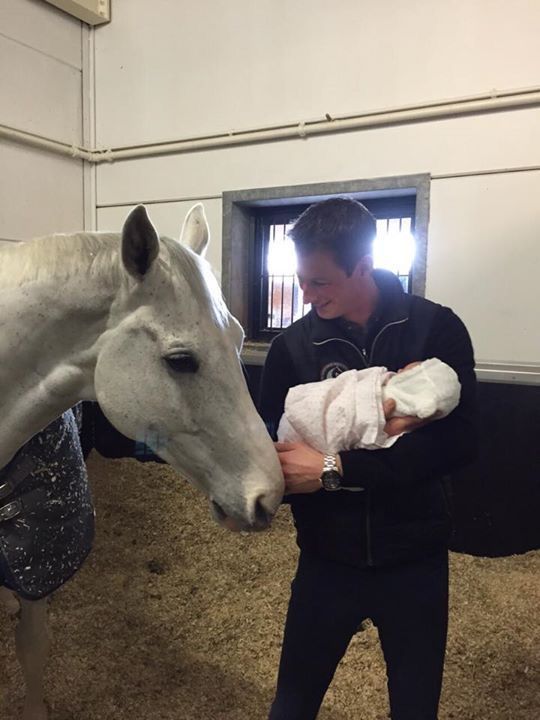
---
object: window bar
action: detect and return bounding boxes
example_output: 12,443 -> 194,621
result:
259,222 -> 268,334
267,274 -> 273,328
398,218 -> 400,278
268,223 -> 275,328
278,273 -> 284,327
279,225 -> 286,328
267,224 -> 276,328
261,272 -> 268,329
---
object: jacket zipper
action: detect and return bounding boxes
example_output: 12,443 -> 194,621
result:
313,316 -> 409,567
312,337 -> 369,368
312,316 -> 408,368
368,317 -> 408,365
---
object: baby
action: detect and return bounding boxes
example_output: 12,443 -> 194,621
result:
277,358 -> 460,453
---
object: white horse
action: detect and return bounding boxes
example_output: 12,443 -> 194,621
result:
0,205 -> 284,719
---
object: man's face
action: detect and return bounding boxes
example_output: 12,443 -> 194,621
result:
296,250 -> 371,321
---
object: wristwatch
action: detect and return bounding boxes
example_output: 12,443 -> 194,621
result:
319,454 -> 342,491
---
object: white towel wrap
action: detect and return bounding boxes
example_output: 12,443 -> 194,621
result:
277,358 -> 461,454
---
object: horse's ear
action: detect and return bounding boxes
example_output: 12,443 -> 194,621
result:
121,205 -> 160,277
180,203 -> 209,256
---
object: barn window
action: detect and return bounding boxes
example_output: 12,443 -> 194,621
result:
222,175 -> 429,356
251,196 -> 416,341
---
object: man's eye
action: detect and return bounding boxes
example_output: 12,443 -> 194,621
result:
164,353 -> 199,373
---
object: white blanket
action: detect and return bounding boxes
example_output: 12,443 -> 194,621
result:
277,358 -> 460,454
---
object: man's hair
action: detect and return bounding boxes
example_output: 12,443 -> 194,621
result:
289,197 -> 376,275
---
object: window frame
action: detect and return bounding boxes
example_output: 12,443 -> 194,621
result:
222,174 -> 430,359
251,205 -> 309,342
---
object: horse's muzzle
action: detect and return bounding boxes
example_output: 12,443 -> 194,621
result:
210,498 -> 273,532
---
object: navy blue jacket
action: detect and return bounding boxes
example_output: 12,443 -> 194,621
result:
258,269 -> 478,568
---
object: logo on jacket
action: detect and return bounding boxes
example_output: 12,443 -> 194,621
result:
321,362 -> 349,380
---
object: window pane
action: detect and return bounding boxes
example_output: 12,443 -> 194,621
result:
401,217 -> 412,233
267,223 -> 296,275
373,217 -> 415,287
264,216 -> 415,331
265,224 -> 309,329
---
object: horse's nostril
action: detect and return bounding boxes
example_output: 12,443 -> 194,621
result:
254,497 -> 272,528
211,499 -> 226,522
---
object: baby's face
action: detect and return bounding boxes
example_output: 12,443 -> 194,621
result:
398,361 -> 422,374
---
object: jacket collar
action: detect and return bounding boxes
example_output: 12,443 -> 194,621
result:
309,269 -> 410,343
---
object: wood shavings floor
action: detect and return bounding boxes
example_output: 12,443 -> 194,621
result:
1,452 -> 538,719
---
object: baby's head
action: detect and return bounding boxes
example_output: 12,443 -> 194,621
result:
382,361 -> 421,388
383,358 -> 461,420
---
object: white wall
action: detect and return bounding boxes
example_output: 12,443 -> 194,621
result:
92,0 -> 540,366
428,171 -> 540,365
94,0 -> 540,147
0,0 -> 84,239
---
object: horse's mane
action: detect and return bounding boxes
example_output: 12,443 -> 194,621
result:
0,232 -> 123,289
0,232 -> 229,327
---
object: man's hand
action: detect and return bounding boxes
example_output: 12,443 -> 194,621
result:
384,413 -> 431,437
274,442 -> 325,495
383,396 -> 430,435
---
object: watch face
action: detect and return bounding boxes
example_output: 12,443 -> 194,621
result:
321,470 -> 342,491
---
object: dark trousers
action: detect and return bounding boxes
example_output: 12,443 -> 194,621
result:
269,549 -> 449,720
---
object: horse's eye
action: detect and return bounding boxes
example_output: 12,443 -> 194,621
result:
165,353 -> 199,373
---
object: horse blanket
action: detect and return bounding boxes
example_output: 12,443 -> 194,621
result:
0,408 -> 94,600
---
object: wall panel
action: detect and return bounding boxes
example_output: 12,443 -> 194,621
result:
0,0 -> 81,68
0,141 -> 84,239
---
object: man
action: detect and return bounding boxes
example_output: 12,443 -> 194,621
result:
259,198 -> 477,720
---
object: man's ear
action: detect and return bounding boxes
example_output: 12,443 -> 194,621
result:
355,254 -> 374,277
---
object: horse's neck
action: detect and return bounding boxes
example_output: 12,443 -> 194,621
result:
0,278 -> 112,468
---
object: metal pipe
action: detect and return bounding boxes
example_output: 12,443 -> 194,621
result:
0,124 -> 93,162
432,165 -> 540,180
97,194 -> 222,209
104,89 -> 540,163
82,23 -> 98,230
1,87 -> 540,164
